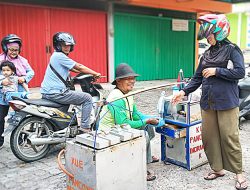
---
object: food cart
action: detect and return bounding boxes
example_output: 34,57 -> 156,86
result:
59,127 -> 147,190
156,95 -> 208,170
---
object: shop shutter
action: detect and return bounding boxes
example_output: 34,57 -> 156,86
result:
114,13 -> 195,80
0,4 -> 48,87
49,8 -> 107,82
0,4 -> 108,87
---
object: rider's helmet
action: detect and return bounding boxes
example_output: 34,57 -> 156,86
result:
53,32 -> 75,52
1,34 -> 22,54
197,14 -> 230,41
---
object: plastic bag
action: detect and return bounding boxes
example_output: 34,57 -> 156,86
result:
167,103 -> 178,120
157,91 -> 166,117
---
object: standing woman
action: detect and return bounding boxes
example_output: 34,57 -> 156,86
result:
0,34 -> 34,149
172,14 -> 247,190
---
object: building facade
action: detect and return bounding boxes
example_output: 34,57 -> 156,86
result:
0,0 -> 232,87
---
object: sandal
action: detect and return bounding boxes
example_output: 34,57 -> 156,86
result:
235,180 -> 248,190
147,171 -> 156,181
204,172 -> 225,180
78,128 -> 91,134
151,156 -> 159,163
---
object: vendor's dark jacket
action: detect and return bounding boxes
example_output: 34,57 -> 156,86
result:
183,40 -> 245,110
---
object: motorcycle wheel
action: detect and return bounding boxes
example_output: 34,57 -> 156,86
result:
243,114 -> 250,120
10,117 -> 53,162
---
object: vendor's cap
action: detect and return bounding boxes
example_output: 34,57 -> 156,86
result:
112,63 -> 139,85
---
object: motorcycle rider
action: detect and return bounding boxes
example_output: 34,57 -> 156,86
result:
0,34 -> 34,149
41,32 -> 101,132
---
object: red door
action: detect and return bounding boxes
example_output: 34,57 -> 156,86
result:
49,8 -> 108,82
0,4 -> 48,87
0,4 -> 108,87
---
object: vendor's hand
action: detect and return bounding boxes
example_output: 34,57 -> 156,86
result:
18,77 -> 26,84
202,68 -> 216,78
1,78 -> 13,86
146,118 -> 159,125
171,90 -> 185,105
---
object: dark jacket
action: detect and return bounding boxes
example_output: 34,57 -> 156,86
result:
183,40 -> 245,110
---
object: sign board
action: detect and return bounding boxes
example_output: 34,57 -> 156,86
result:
189,123 -> 207,168
172,19 -> 189,31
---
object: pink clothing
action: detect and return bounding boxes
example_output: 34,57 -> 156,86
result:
0,53 -> 28,76
7,43 -> 19,48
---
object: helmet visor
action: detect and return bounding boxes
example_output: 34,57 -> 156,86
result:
197,23 -> 215,40
65,42 -> 74,45
58,33 -> 76,45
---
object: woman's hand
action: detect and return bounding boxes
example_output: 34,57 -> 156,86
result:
171,90 -> 185,105
1,78 -> 13,86
18,77 -> 26,84
202,68 -> 216,78
146,118 -> 159,125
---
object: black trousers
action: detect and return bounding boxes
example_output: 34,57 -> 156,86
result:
0,105 -> 9,146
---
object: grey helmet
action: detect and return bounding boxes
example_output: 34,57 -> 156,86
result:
53,32 -> 75,52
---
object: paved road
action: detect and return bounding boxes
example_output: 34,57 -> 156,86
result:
0,80 -> 249,190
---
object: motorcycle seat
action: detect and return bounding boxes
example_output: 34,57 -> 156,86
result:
239,77 -> 250,90
11,96 -> 65,108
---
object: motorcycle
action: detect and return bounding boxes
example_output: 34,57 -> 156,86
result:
239,70 -> 250,121
3,74 -> 103,162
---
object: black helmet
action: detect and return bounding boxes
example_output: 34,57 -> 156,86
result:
1,34 -> 22,53
53,32 -> 75,52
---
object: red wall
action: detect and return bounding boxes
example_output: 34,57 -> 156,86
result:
0,4 -> 108,87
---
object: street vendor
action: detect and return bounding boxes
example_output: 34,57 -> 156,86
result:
172,14 -> 247,190
99,63 -> 164,181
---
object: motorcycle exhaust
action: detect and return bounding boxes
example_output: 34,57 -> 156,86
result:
27,136 -> 66,145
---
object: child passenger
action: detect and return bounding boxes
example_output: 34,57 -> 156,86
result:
0,60 -> 30,102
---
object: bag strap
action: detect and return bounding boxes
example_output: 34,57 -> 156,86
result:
49,64 -> 70,88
